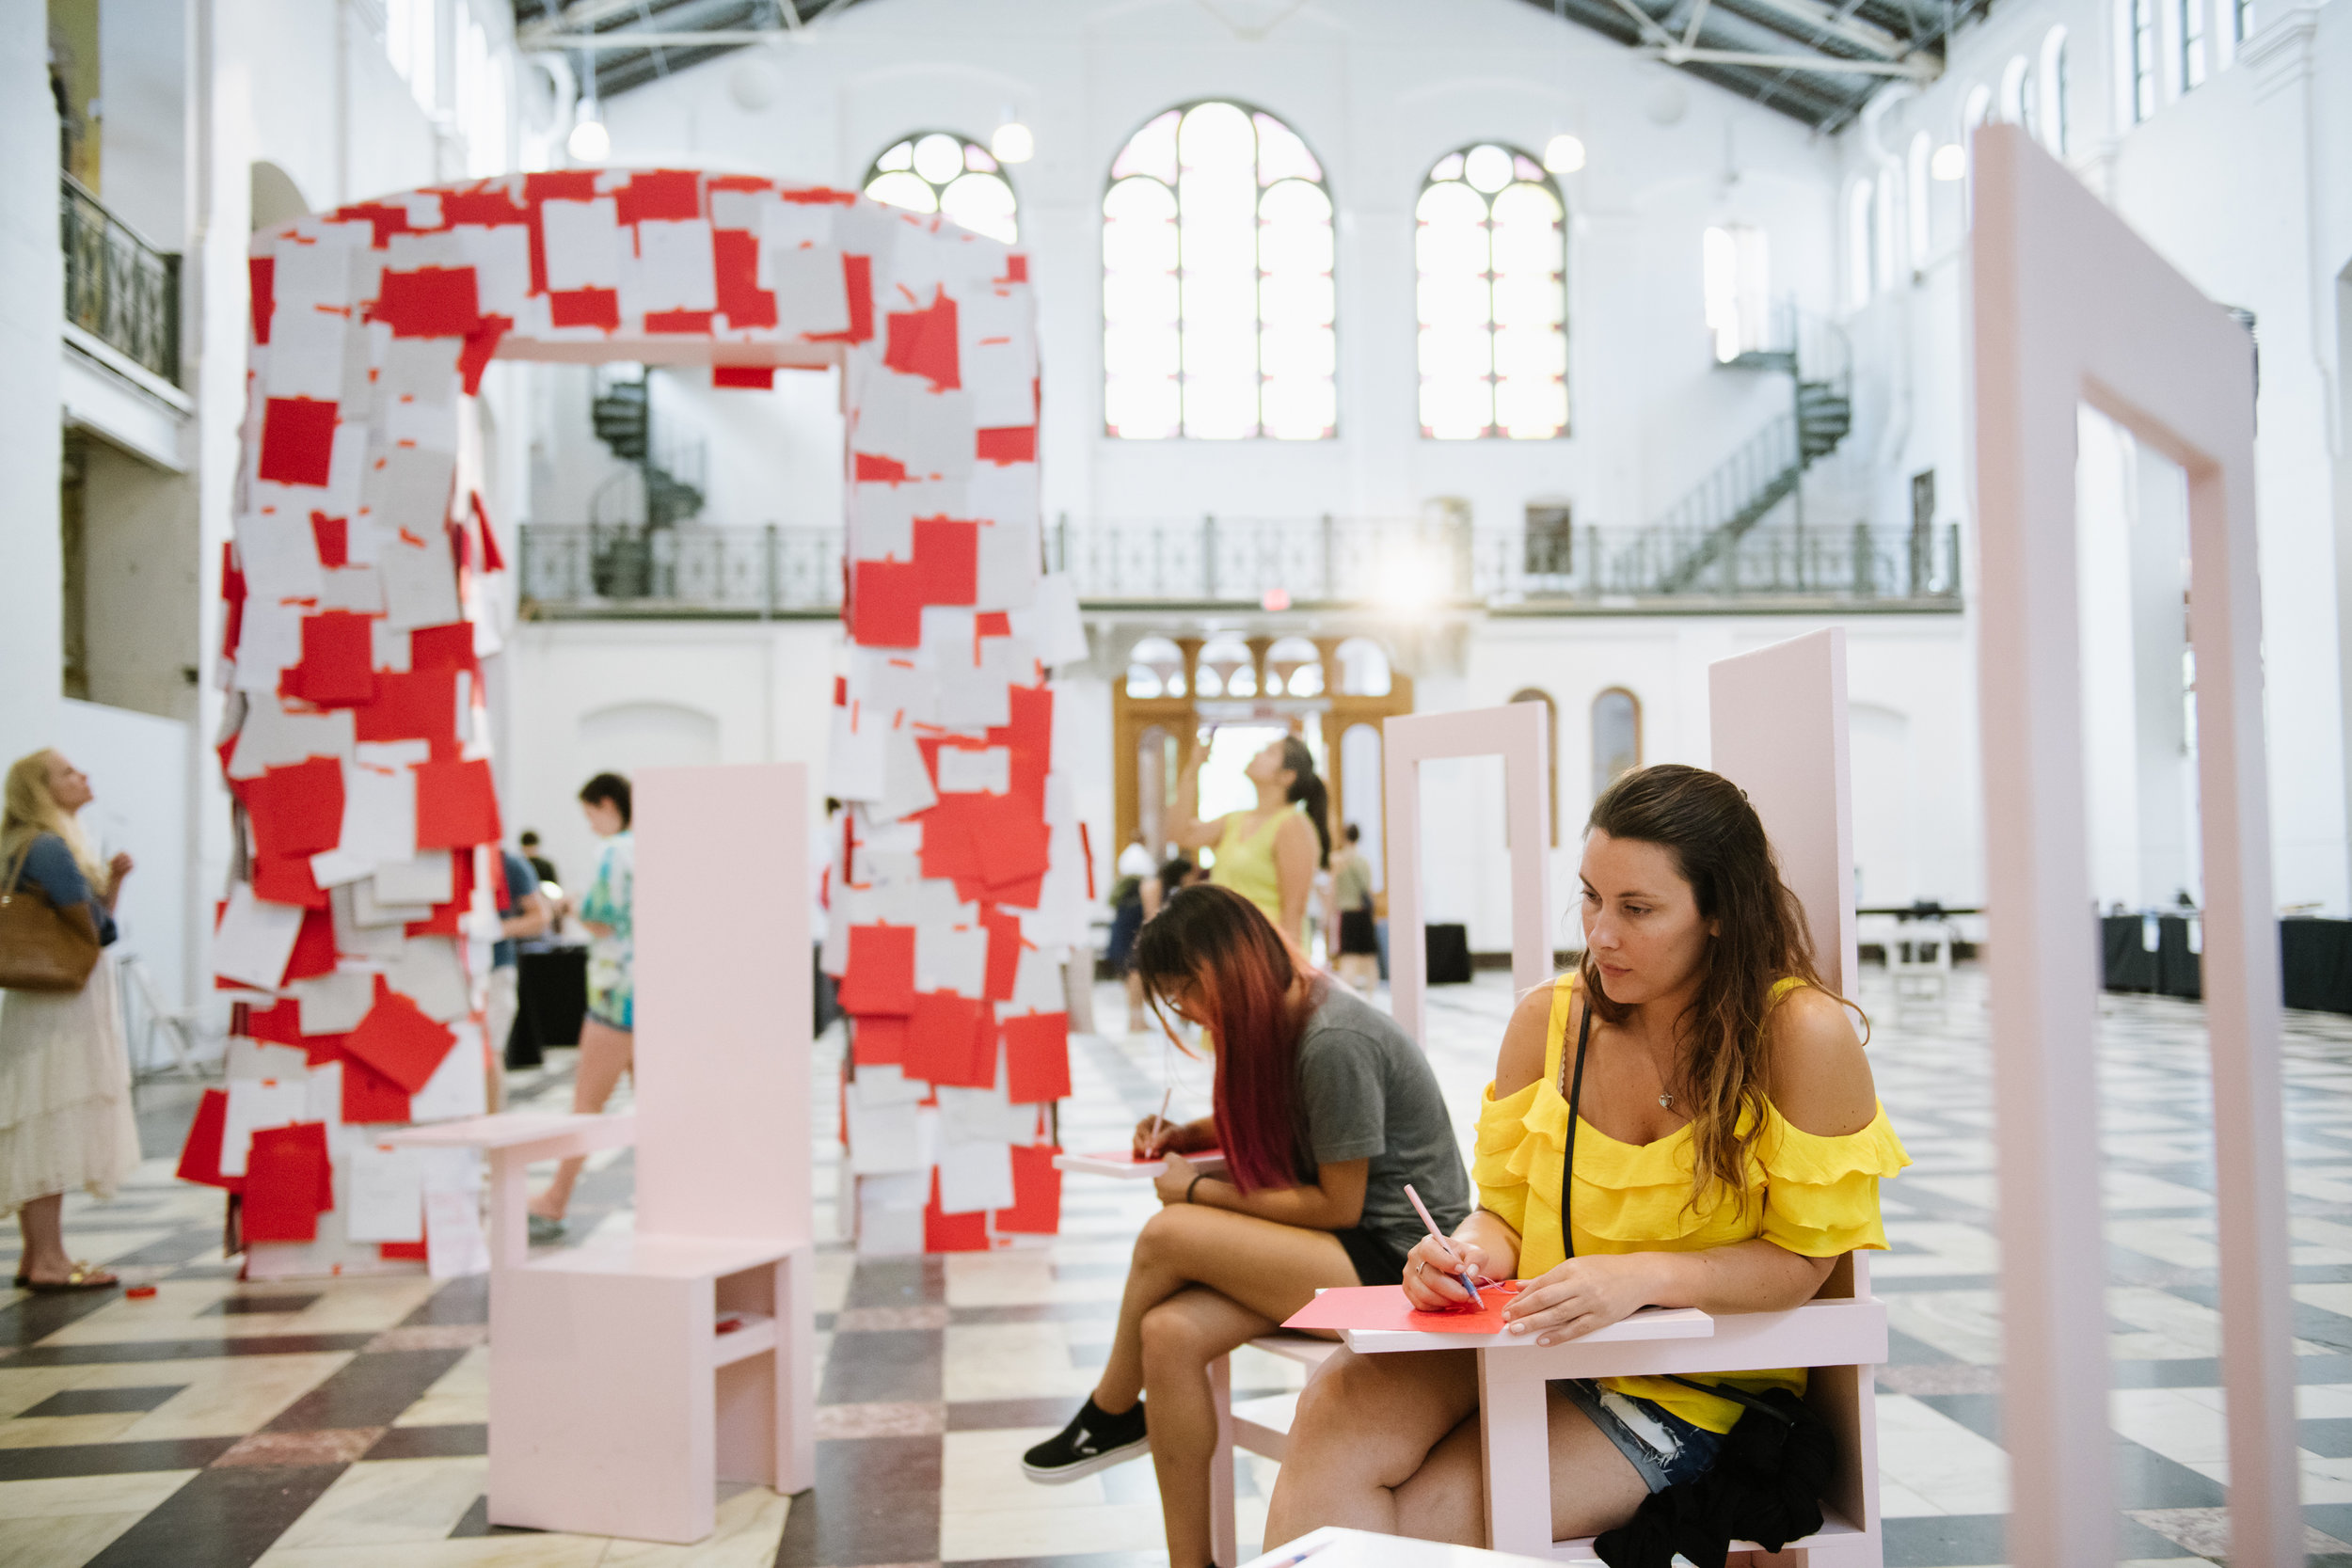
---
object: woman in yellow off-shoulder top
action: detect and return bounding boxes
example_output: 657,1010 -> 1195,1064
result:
1266,764 -> 1909,1548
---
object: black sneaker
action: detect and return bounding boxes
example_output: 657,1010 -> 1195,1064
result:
1020,1397 -> 1149,1483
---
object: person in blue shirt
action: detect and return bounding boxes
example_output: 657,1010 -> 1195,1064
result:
484,846 -> 549,1110
1,751 -> 142,1292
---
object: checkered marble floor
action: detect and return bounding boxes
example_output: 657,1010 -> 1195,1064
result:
9,965 -> 2352,1566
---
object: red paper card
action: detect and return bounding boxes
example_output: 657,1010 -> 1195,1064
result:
1003,1010 -> 1071,1104
917,802 -> 980,884
850,1013 -> 907,1067
980,906 -> 1023,1003
243,1122 -> 334,1243
287,611 -> 376,706
548,287 -> 620,331
911,516 -> 978,606
713,365 -> 774,388
345,982 -> 458,1092
838,925 -> 916,1016
251,854 -> 329,910
408,622 -> 478,674
242,757 -> 345,863
415,757 -> 501,849
310,511 -> 349,568
993,1145 -> 1063,1235
283,906 -> 339,982
923,1166 -> 990,1252
1280,1281 -> 1525,1336
904,990 -> 982,1085
976,426 -> 1037,465
373,266 -> 480,339
884,289 -> 961,390
851,560 -> 923,647
243,999 -> 305,1046
174,1087 -> 243,1192
259,397 -> 338,486
357,668 -> 458,748
381,1240 -> 429,1260
341,1051 -> 412,1123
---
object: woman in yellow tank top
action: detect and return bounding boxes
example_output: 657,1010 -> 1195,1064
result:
1168,735 -> 1330,949
1266,764 -> 1908,1545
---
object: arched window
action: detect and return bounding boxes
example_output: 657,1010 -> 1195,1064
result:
1336,638 -> 1391,697
1416,144 -> 1566,440
1103,101 -> 1335,441
1591,689 -> 1641,799
1999,55 -> 2032,124
1509,689 -> 1560,845
1846,179 -> 1875,310
2178,0 -> 2208,88
2122,0 -> 2159,124
1906,133 -> 1932,268
2040,28 -> 2072,155
865,133 -> 1018,244
1267,635 -> 1322,696
1126,635 -> 1185,699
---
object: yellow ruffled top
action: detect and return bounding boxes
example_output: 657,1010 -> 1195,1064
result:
1472,974 -> 1910,1433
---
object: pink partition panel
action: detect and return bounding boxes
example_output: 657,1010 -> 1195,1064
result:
1972,124 -> 2293,1565
193,170 -> 1076,1263
634,765 -> 809,1242
1708,628 -> 1856,992
1381,705 -> 1552,1048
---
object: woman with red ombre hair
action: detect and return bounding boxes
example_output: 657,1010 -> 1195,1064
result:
1020,883 -> 1470,1568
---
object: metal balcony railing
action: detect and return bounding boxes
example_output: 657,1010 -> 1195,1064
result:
516,517 -> 1963,617
61,174 -> 180,385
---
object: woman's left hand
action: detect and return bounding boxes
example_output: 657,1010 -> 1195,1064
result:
1501,1254 -> 1661,1347
109,851 -> 134,881
1153,1151 -> 1198,1206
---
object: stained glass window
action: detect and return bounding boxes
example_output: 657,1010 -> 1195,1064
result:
1416,144 -> 1567,440
864,133 -> 1018,245
1103,102 -> 1336,440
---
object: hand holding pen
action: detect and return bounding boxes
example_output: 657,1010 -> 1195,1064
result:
1403,1184 -> 1486,1309
1133,1087 -> 1178,1158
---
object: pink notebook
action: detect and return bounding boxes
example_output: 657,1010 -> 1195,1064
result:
1282,1280 -> 1525,1336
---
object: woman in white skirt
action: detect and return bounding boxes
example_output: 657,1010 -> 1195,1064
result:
1,751 -> 141,1292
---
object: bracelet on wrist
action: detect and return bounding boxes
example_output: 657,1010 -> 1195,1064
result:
1186,1173 -> 1208,1205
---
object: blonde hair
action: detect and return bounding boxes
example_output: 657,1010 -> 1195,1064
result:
3,751 -> 107,894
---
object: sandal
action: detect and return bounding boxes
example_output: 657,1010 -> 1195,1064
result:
15,1262 -> 119,1293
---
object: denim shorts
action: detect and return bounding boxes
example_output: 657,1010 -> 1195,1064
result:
1555,1378 -> 1727,1491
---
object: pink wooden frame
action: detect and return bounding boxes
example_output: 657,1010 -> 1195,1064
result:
1972,123 -> 2295,1565
1381,704 -> 1554,1047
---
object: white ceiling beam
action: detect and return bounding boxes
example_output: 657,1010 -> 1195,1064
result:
1716,0 -> 1910,59
522,28 -> 794,48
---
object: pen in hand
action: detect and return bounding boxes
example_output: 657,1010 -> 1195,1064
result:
1145,1086 -> 1174,1157
1403,1183 -> 1483,1308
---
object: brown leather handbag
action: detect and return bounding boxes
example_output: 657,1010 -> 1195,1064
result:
0,845 -> 103,993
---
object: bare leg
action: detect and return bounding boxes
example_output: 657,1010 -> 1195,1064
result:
15,1193 -> 112,1286
1125,971 -> 1148,1032
530,1020 -> 633,1221
1092,1204 -> 1359,1414
1137,1287 -> 1282,1568
1270,1352 -> 1648,1549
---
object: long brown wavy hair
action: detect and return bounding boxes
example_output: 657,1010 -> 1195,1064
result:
1579,764 -> 1851,1213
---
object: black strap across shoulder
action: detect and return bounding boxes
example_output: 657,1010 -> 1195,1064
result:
1554,977 -> 1790,1425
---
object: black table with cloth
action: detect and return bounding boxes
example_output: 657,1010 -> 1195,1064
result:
2099,913 -> 2352,1014
509,946 -> 588,1068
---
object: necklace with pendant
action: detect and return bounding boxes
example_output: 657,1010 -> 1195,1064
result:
1659,1090 -> 1675,1110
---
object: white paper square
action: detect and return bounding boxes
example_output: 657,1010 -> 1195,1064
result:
220,1076 -> 309,1178
851,1064 -> 929,1108
215,885 -> 306,991
540,198 -> 623,291
915,922 -> 989,998
934,745 -> 1009,796
424,1187 -> 491,1278
291,970 -> 375,1035
827,704 -> 887,801
936,1138 -> 1015,1215
373,851 -> 454,906
408,1021 -> 488,1121
347,1144 -> 426,1243
385,937 -> 470,1022
847,1097 -> 924,1176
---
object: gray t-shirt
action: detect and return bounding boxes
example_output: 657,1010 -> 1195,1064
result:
1295,984 -> 1472,1264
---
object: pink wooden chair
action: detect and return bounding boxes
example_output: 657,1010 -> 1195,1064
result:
393,764 -> 817,1544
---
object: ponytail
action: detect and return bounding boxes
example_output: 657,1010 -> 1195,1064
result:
1279,736 -> 1332,868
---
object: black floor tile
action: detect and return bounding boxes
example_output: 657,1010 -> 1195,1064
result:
6,1333 -> 377,1366
202,1294 -> 321,1316
774,1435 -> 941,1567
1913,1391 -> 1999,1443
819,1327 -> 944,1404
400,1274 -> 487,1327
83,1463 -> 347,1568
263,1348 -> 467,1432
2111,1436 -> 2229,1508
2308,1503 -> 2352,1546
0,1437 -> 239,1480
365,1423 -> 488,1459
0,1283 -> 135,1349
18,1385 -> 187,1418
847,1257 -> 946,1308
1882,1512 -> 2004,1566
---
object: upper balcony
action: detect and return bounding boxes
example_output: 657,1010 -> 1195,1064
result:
516,515 -> 1963,622
59,173 -> 189,474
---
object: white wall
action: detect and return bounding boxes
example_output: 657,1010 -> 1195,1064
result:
1836,0 -> 2352,912
563,0 -> 1844,539
56,699 -> 190,1012
1,3 -> 64,769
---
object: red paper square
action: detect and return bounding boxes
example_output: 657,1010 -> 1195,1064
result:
381,1240 -> 429,1260
408,623 -> 479,673
838,925 -> 916,1015
242,757 -> 345,863
259,397 -> 339,486
1003,1011 -> 1071,1104
616,169 -> 701,224
853,451 -> 908,484
345,983 -> 458,1092
883,289 -> 961,390
244,999 -> 305,1046
917,800 -> 982,884
548,287 -> 621,331
713,365 -> 774,388
976,426 -> 1037,465
994,1145 -> 1063,1235
712,229 -> 777,331
933,1001 -> 997,1091
250,257 -> 276,344
851,560 -> 923,648
288,610 -> 376,707
415,758 -> 501,849
175,1087 -> 243,1192
357,668 -> 458,748
283,906 -> 339,982
341,1051 -> 412,1123
904,991 -> 982,1085
373,266 -> 480,339
851,1013 -> 908,1067
912,517 -> 978,606
310,511 -> 349,568
981,906 -> 1023,1003
251,854 -> 328,910
244,1122 -> 333,1243
924,1167 -> 991,1252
